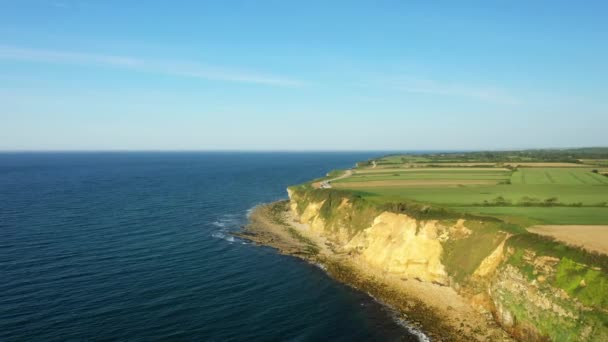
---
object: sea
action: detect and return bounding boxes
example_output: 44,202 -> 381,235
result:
0,152 -> 424,341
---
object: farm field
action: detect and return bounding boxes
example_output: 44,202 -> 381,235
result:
372,162 -> 590,168
354,167 -> 509,174
580,159 -> 608,166
527,225 -> 608,254
334,179 -> 500,188
345,184 -> 608,207
511,168 -> 608,185
340,169 -> 511,183
455,207 -> 608,225
330,158 -> 608,225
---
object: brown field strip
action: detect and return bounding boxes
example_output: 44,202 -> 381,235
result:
333,179 -> 499,188
527,225 -> 608,255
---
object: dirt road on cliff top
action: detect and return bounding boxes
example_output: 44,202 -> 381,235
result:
315,169 -> 353,188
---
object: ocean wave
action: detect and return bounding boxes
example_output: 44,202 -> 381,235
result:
211,231 -> 235,243
211,213 -> 243,228
210,213 -> 245,243
314,263 -> 327,271
393,317 -> 431,342
369,294 -> 431,342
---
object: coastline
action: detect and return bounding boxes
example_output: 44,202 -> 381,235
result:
236,201 -> 513,341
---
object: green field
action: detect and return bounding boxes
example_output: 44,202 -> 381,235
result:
338,169 -> 512,183
375,155 -> 432,164
455,207 -> 608,225
581,159 -> 608,166
511,168 -> 608,185
348,184 -> 608,206
333,156 -> 608,225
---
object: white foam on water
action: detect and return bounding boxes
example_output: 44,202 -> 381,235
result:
308,259 -> 432,341
314,263 -> 327,271
393,316 -> 432,342
366,293 -> 431,342
245,206 -> 257,218
210,212 -> 246,244
211,231 -> 236,243
211,231 -> 226,239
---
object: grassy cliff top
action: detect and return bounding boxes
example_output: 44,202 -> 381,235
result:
307,149 -> 608,226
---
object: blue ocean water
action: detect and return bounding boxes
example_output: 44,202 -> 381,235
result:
0,152 -> 421,341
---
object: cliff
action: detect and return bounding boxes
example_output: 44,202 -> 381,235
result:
287,186 -> 608,341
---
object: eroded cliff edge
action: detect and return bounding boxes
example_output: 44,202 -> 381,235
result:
283,185 -> 608,341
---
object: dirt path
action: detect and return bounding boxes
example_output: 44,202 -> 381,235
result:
317,169 -> 353,188
528,225 -> 608,255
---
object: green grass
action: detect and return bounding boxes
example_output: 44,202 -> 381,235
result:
506,233 -> 608,309
345,184 -> 608,207
554,258 -> 608,308
336,171 -> 511,183
454,206 -> 608,225
442,220 -> 507,282
333,166 -> 608,225
375,155 -> 432,164
581,159 -> 608,166
511,167 -> 608,185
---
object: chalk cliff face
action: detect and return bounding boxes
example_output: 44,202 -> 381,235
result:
343,212 -> 448,284
287,188 -> 608,341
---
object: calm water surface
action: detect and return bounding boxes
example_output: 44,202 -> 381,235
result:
0,152 -> 421,341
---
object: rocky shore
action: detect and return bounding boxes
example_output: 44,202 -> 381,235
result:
236,201 -> 513,341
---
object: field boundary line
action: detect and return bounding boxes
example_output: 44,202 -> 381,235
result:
586,172 -> 608,185
569,172 -> 588,184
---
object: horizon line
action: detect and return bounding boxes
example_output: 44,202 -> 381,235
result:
0,147 -> 605,153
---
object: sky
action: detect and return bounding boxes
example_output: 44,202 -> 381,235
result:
1,1 -> 607,151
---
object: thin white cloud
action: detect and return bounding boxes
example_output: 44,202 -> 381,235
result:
0,45 -> 302,87
51,2 -> 70,9
369,76 -> 519,105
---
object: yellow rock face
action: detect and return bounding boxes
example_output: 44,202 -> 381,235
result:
344,212 -> 449,285
474,236 -> 508,278
299,200 -> 324,224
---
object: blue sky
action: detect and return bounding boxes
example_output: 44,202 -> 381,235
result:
1,1 -> 606,150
